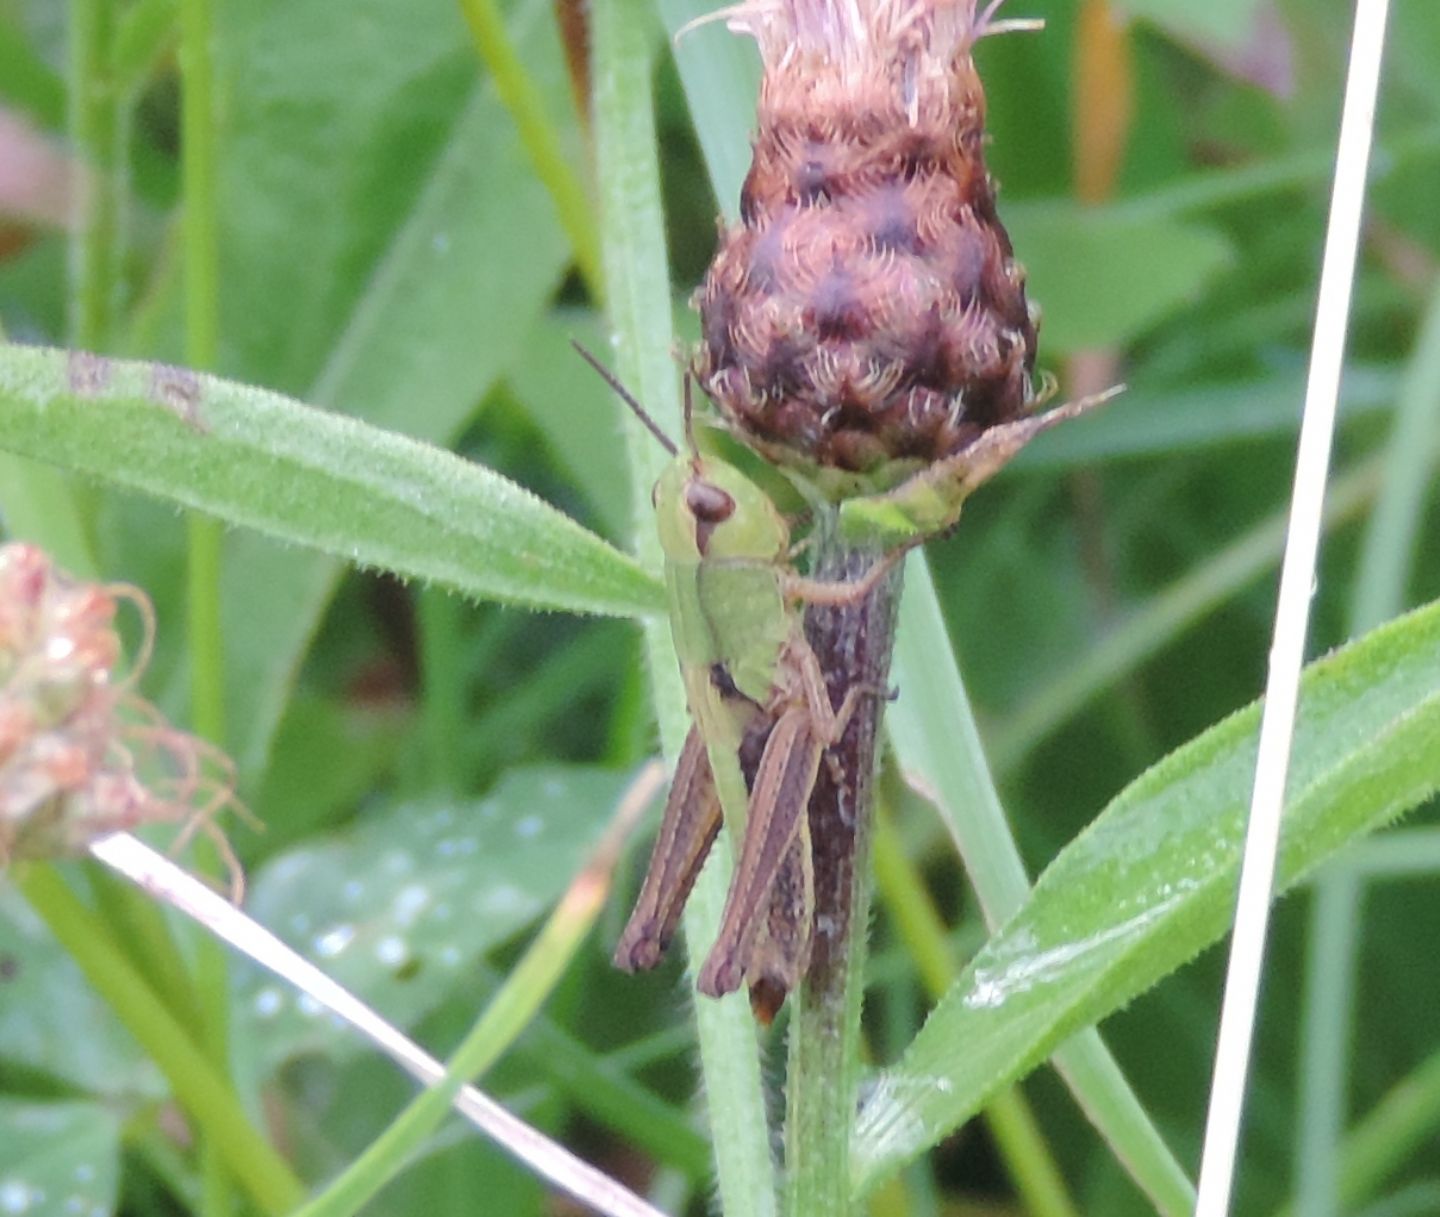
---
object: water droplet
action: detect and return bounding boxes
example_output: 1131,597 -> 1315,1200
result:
314,924 -> 355,958
392,883 -> 429,925
514,814 -> 543,839
482,884 -> 524,914
375,935 -> 408,967
0,1181 -> 38,1213
253,986 -> 285,1018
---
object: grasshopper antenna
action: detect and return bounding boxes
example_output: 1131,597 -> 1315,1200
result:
571,340 -> 678,457
681,374 -> 702,459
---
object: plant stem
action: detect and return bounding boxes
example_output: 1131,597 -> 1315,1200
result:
67,0 -> 125,351
587,0 -> 778,1211
178,0 -> 234,1210
457,0 -> 603,299
16,865 -> 304,1216
784,521 -> 905,1217
178,0 -> 225,746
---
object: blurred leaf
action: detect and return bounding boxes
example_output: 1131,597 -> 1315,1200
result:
208,0 -> 580,779
505,309 -> 631,541
211,0 -> 569,404
655,0 -> 758,219
235,764 -> 635,1067
252,695 -> 409,859
1116,0 -> 1272,48
1008,205 -> 1232,354
0,1099 -> 120,1216
0,887 -> 156,1095
0,345 -> 662,619
855,598 -> 1440,1191
0,23 -> 65,128
1013,364 -> 1397,470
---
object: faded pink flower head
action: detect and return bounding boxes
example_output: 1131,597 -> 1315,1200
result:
0,544 -> 246,895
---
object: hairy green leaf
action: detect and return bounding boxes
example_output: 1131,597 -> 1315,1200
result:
0,346 -> 661,619
856,598 -> 1440,1192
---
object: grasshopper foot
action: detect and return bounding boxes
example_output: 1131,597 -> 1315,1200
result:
696,949 -> 746,998
613,922 -> 669,973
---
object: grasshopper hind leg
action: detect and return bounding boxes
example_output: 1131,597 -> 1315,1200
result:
696,705 -> 822,999
614,728 -> 722,972
746,817 -> 814,1024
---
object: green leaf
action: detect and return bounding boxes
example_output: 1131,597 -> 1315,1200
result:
856,598 -> 1440,1192
235,764 -> 635,1067
208,0 -> 579,779
0,1099 -> 120,1217
0,346 -> 661,619
889,559 -> 1197,1215
656,0 -> 758,220
1007,205 -> 1232,355
1012,365 -> 1398,472
0,887 -> 156,1095
211,0 -> 570,407
505,309 -> 631,542
1116,0 -> 1273,50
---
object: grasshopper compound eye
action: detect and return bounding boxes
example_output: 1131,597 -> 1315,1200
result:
685,480 -> 735,525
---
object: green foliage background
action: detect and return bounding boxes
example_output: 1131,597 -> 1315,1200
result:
1,0 -> 1438,1215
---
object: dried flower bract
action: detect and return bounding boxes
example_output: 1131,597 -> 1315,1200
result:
696,0 -> 1040,483
0,544 -> 247,896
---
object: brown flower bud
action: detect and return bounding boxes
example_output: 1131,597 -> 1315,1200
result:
695,0 -> 1038,485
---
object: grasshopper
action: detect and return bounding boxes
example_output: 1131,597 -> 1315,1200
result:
578,346 -> 894,1019
836,386 -> 1123,549
583,349 -> 1109,1017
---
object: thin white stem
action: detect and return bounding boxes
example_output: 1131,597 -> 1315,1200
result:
88,832 -> 666,1217
1192,4 -> 1392,1215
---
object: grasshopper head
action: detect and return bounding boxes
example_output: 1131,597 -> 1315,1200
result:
655,455 -> 790,565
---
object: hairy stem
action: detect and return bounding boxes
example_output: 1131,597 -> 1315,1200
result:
784,519 -> 905,1217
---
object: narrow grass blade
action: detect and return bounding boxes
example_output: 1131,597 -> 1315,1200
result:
991,453 -> 1383,770
591,0 -> 779,1211
1196,6 -> 1392,1213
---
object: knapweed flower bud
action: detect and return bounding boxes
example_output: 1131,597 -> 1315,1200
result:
696,0 -> 1038,485
0,544 -> 245,893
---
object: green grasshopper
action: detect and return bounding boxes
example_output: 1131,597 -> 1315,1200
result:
578,346 -> 894,1019
836,386 -> 1123,548
585,348 -> 1111,1018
